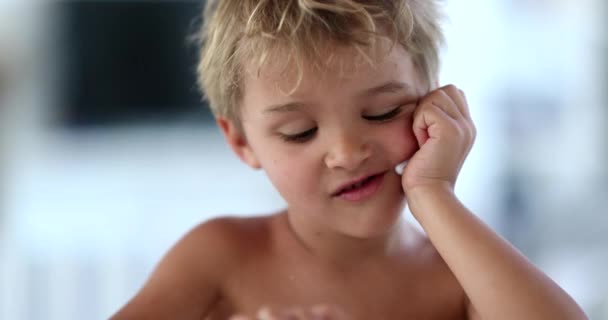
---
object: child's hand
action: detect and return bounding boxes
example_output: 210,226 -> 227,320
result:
401,85 -> 475,194
229,304 -> 350,320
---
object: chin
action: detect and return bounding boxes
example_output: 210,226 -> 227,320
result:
348,203 -> 405,238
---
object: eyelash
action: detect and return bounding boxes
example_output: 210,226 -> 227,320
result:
363,105 -> 404,122
280,105 -> 404,143
280,127 -> 318,143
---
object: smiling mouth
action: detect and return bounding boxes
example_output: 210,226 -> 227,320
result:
333,173 -> 383,197
332,172 -> 386,202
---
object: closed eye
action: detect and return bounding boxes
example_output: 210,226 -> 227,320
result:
279,127 -> 317,143
363,105 -> 404,122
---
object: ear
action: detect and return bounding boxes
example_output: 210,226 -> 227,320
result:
217,117 -> 261,169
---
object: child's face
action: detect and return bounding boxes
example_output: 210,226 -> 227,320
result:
227,44 -> 426,237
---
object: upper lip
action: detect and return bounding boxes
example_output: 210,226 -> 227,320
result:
331,171 -> 386,196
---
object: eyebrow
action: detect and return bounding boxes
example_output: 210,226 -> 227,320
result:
360,81 -> 414,98
263,81 -> 413,114
264,101 -> 309,114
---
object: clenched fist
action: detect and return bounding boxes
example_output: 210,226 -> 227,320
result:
401,84 -> 476,193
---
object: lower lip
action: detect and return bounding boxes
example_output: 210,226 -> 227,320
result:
336,173 -> 385,202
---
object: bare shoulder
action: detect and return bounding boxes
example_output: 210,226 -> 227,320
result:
189,215 -> 271,252
110,214 -> 275,320
187,214 -> 276,262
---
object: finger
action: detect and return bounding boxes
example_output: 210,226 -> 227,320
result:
420,87 -> 462,121
440,86 -> 476,141
412,101 -> 430,147
412,108 -> 429,148
412,103 -> 458,146
230,315 -> 251,320
441,84 -> 471,120
458,89 -> 472,119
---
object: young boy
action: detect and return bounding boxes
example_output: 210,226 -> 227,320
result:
112,0 -> 588,319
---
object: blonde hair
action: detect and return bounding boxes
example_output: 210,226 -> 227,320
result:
196,0 -> 445,125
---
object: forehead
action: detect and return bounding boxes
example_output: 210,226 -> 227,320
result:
242,42 -> 421,102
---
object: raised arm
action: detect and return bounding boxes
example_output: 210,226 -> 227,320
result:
408,186 -> 587,320
402,85 -> 588,320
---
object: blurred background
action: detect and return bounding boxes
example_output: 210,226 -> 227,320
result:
1,0 -> 607,319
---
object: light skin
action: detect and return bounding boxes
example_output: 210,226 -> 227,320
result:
110,43 -> 588,320
233,44 -> 424,265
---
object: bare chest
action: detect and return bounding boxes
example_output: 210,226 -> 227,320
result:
206,262 -> 465,319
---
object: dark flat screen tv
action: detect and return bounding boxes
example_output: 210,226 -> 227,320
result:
57,1 -> 212,127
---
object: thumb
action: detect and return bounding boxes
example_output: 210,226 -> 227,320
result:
412,105 -> 430,148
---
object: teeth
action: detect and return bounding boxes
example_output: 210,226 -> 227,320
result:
345,177 -> 371,192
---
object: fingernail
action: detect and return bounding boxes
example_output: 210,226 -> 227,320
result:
395,161 -> 408,175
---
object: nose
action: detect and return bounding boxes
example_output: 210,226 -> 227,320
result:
324,130 -> 372,171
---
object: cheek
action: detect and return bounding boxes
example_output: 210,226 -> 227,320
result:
243,126 -> 322,202
381,118 -> 418,161
261,149 -> 319,202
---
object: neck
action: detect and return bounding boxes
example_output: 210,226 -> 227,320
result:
281,210 -> 412,270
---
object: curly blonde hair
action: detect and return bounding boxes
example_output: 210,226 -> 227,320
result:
196,0 -> 445,126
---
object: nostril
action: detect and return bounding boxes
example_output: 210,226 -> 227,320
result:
324,139 -> 371,170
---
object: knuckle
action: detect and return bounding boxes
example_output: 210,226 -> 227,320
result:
444,84 -> 458,91
469,123 -> 477,137
454,124 -> 466,138
441,84 -> 458,95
